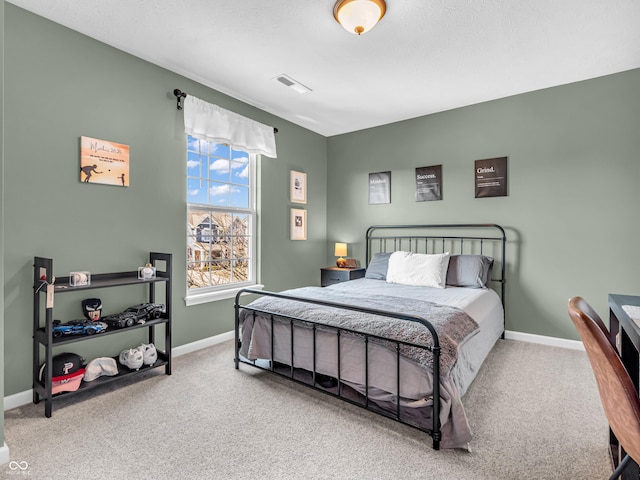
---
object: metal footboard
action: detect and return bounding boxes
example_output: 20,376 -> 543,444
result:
234,288 -> 443,450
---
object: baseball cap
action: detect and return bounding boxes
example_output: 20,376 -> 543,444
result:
84,357 -> 119,382
39,352 -> 86,394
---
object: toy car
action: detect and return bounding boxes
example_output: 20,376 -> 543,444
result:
101,312 -> 137,329
123,303 -> 166,324
52,319 -> 107,337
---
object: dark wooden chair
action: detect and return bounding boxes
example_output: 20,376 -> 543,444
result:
568,296 -> 640,479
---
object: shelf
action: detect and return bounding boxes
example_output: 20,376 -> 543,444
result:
33,253 -> 172,417
34,352 -> 169,400
34,317 -> 169,347
47,271 -> 169,293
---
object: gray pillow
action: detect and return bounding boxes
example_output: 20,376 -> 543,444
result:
446,255 -> 494,288
365,252 -> 392,280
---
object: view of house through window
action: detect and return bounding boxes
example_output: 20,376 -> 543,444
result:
186,135 -> 255,293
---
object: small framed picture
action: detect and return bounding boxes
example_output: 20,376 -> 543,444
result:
290,170 -> 307,204
344,258 -> 358,269
368,171 -> 391,204
290,208 -> 307,240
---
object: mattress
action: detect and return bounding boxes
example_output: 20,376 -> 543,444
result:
328,279 -> 504,396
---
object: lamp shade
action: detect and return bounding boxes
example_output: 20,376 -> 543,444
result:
334,243 -> 348,257
333,0 -> 386,35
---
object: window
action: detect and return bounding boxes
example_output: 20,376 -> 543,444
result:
186,135 -> 257,303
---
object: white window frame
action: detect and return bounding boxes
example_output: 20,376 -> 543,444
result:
185,141 -> 262,306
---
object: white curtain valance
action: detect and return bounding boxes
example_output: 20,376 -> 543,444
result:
184,95 -> 277,158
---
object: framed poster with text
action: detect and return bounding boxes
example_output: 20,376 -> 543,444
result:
415,165 -> 442,202
368,171 -> 391,204
80,136 -> 130,187
475,157 -> 508,198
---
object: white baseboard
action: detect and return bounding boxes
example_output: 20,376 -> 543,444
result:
3,329 -> 582,412
504,330 -> 584,351
4,389 -> 34,412
0,442 -> 10,466
171,330 -> 235,357
3,330 -> 236,412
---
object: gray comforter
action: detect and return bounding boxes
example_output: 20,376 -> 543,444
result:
238,285 -> 481,448
239,286 -> 479,377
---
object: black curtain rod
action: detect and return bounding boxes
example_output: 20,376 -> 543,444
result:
173,89 -> 278,134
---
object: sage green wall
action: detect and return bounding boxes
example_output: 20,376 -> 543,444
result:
2,4 -> 638,402
327,69 -> 640,341
2,5 -> 327,396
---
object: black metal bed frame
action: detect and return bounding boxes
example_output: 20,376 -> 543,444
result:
234,224 -> 506,450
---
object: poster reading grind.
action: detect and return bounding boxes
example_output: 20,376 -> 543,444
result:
475,157 -> 508,198
368,171 -> 391,204
415,165 -> 442,202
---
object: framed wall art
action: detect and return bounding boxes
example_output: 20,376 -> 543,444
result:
290,170 -> 307,204
475,157 -> 508,198
415,165 -> 442,202
368,171 -> 391,204
80,136 -> 130,187
290,208 -> 307,240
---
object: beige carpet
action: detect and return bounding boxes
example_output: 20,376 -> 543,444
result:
3,339 -> 612,479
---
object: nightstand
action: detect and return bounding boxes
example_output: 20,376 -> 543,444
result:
321,267 -> 365,287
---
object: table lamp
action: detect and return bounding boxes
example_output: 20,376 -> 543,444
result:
335,242 -> 348,267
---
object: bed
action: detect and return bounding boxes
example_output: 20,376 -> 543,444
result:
234,224 -> 506,450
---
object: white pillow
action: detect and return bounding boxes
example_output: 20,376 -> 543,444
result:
386,251 -> 450,288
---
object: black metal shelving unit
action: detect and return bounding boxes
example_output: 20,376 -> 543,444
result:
32,252 -> 172,417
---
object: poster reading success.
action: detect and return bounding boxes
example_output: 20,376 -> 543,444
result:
80,136 -> 130,187
415,165 -> 442,202
368,171 -> 391,204
475,157 -> 507,198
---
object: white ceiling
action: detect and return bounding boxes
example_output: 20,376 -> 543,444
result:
7,0 -> 640,137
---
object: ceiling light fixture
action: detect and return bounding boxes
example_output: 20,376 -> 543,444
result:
333,0 -> 386,36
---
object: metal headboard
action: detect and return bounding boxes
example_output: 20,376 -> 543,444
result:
365,223 -> 507,309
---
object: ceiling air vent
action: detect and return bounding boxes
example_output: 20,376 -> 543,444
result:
273,74 -> 312,94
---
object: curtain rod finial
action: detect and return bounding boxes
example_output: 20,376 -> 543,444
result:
173,89 -> 187,110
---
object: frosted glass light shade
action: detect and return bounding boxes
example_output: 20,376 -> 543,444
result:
333,0 -> 386,35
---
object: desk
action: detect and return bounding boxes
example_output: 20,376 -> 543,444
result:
608,294 -> 640,479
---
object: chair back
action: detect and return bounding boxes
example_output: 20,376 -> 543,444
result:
568,296 -> 640,464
